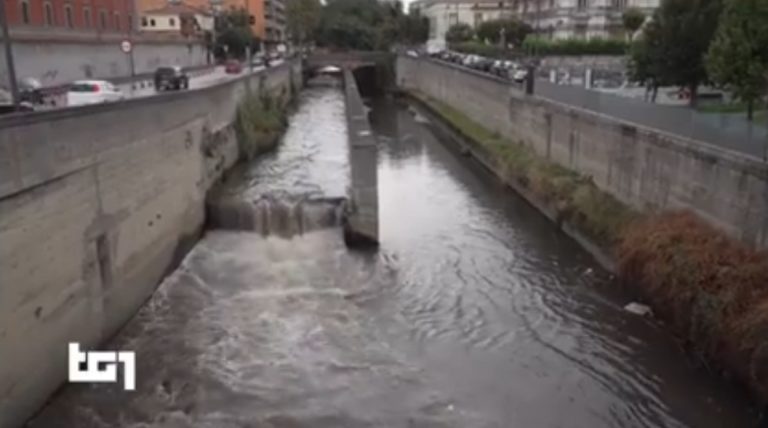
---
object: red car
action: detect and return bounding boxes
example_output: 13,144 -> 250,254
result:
224,60 -> 242,74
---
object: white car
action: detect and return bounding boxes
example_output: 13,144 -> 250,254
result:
67,80 -> 124,106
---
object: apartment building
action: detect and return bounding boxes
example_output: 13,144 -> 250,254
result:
413,0 -> 659,44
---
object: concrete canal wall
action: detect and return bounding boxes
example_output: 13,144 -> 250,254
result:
396,56 -> 768,249
343,68 -> 379,245
0,61 -> 301,428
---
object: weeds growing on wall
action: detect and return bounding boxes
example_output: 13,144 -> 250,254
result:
234,91 -> 289,160
412,91 -> 636,247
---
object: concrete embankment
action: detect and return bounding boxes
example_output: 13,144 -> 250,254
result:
0,62 -> 301,428
397,56 -> 768,405
397,56 -> 768,249
342,69 -> 379,246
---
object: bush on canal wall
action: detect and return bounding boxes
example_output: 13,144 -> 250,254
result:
234,90 -> 290,160
619,212 -> 768,399
409,89 -> 768,403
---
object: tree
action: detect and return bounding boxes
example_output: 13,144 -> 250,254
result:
622,7 -> 646,41
476,18 -> 532,47
286,0 -> 322,46
215,8 -> 258,59
445,23 -> 474,44
706,0 -> 768,120
633,0 -> 722,106
314,0 -> 428,50
314,0 -> 384,49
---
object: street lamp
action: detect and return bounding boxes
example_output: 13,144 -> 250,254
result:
0,2 -> 20,108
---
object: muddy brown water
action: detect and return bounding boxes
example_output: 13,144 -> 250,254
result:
26,80 -> 760,428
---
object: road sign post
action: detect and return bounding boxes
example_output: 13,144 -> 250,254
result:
121,40 -> 136,95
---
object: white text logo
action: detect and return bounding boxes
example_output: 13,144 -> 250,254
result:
68,342 -> 135,390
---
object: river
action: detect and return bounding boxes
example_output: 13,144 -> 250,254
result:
26,78 -> 759,428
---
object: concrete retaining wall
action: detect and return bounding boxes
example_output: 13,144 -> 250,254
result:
342,69 -> 378,245
0,39 -> 208,88
397,56 -> 768,249
0,61 -> 301,428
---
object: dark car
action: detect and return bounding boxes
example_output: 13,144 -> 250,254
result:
154,66 -> 189,91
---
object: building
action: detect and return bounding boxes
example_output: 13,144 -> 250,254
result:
511,0 -> 659,40
413,0 -> 658,45
412,0 -> 509,48
137,0 -> 283,45
3,0 -> 138,34
140,3 -> 213,36
263,0 -> 285,46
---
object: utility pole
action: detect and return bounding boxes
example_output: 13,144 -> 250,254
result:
0,2 -> 20,108
245,0 -> 253,93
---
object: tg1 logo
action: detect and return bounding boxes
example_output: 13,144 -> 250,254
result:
68,342 -> 135,390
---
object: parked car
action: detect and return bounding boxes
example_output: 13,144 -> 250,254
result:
251,55 -> 265,69
512,68 -> 528,83
225,60 -> 243,74
154,66 -> 189,91
18,77 -> 45,105
66,80 -> 124,106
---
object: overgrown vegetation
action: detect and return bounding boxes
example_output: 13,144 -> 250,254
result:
522,37 -> 629,56
411,91 -> 636,246
314,0 -> 428,50
618,212 -> 768,397
450,41 -> 520,59
234,91 -> 289,160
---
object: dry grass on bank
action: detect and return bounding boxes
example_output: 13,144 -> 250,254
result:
618,212 -> 768,395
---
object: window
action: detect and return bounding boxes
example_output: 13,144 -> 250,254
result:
65,5 -> 73,27
19,0 -> 30,24
448,12 -> 458,26
474,12 -> 483,27
549,0 -> 555,8
114,12 -> 120,30
141,16 -> 148,26
44,2 -> 54,26
84,8 -> 92,27
169,17 -> 176,27
127,14 -> 133,31
150,18 -> 156,27
100,9 -> 107,29
612,0 -> 627,8
577,0 -> 587,10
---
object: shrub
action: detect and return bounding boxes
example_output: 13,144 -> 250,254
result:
618,211 -> 768,397
234,91 -> 288,160
522,36 -> 628,56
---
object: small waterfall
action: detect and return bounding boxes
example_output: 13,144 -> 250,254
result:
207,196 -> 347,238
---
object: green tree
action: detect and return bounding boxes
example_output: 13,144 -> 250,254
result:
286,0 -> 322,46
622,7 -> 646,41
706,0 -> 768,120
635,0 -> 722,106
314,0 -> 383,49
476,19 -> 531,47
445,23 -> 474,44
215,8 -> 258,59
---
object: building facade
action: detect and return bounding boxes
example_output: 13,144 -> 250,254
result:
413,0 -> 659,45
140,3 -> 213,36
512,0 -> 659,40
411,0 -> 508,48
3,0 -> 138,34
136,0 -> 283,44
